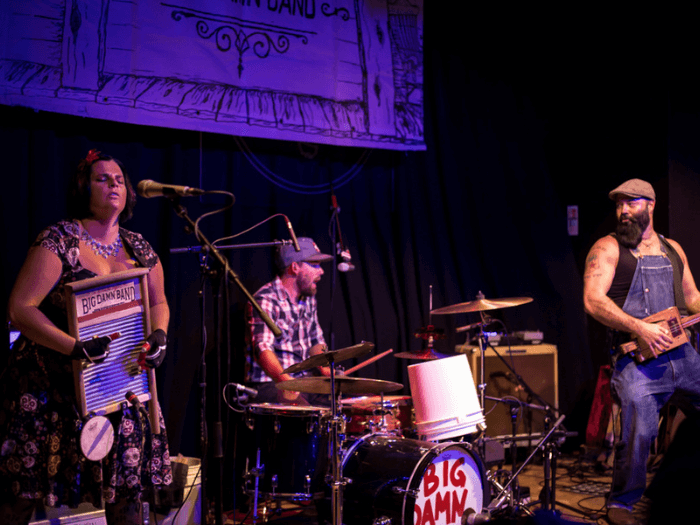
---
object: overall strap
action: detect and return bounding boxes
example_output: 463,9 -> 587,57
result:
659,235 -> 687,316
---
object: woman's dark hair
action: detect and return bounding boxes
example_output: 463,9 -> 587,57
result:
67,150 -> 137,222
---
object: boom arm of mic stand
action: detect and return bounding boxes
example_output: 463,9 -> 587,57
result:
170,240 -> 294,254
484,341 -> 560,418
169,200 -> 282,337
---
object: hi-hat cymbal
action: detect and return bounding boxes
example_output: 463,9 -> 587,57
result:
431,297 -> 533,315
276,376 -> 404,395
414,325 -> 446,340
394,349 -> 449,360
282,342 -> 374,375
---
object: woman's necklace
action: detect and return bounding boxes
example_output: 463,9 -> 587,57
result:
80,228 -> 123,259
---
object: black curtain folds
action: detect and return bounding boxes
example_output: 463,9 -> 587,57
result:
1,81 -> 593,462
7,25 -> 679,468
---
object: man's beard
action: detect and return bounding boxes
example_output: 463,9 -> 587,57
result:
616,207 -> 651,249
297,274 -> 318,297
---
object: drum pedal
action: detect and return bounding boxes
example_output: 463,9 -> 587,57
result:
515,485 -> 531,506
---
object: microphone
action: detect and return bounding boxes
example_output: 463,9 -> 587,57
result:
456,321 -> 485,333
125,391 -> 149,418
338,248 -> 355,272
229,382 -> 258,397
456,317 -> 499,333
462,509 -> 490,525
136,179 -> 205,198
284,216 -> 301,252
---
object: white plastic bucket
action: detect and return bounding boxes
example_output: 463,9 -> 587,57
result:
408,354 -> 485,441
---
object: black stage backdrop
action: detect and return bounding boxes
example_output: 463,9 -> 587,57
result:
2,16 -> 696,506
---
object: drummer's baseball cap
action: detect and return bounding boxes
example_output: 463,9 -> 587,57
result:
276,237 -> 333,270
608,179 -> 656,201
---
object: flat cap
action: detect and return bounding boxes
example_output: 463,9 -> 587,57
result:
608,179 -> 656,201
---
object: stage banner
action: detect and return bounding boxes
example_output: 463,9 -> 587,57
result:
0,0 -> 424,150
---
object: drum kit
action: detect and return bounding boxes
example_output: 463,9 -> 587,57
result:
240,294 -> 569,525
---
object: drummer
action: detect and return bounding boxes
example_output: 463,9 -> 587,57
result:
245,237 -> 336,406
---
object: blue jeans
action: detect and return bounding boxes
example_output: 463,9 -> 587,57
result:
610,343 -> 700,507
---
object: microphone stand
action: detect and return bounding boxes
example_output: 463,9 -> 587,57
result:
166,196 -> 281,525
471,315 -> 575,519
479,415 -> 567,521
328,190 -> 351,352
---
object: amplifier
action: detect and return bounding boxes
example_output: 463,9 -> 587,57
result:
456,344 -> 559,439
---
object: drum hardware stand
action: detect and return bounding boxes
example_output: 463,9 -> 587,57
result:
467,415 -> 567,524
505,397 -> 524,473
324,356 -> 348,525
370,392 -> 394,434
535,413 -> 581,517
167,197 -> 283,525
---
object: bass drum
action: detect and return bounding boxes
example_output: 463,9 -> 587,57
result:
340,433 -> 489,525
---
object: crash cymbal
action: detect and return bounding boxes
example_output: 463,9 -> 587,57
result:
276,376 -> 404,395
282,342 -> 374,375
394,349 -> 450,360
431,297 -> 533,315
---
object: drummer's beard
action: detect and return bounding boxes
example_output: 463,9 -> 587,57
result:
616,206 -> 651,249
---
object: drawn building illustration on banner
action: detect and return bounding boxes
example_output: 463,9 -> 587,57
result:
0,0 -> 424,150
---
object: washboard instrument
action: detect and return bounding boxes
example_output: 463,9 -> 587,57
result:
65,268 -> 160,432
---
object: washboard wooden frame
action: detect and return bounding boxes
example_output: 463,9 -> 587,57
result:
65,268 -> 159,429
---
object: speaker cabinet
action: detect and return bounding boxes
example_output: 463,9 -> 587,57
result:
456,344 -> 559,439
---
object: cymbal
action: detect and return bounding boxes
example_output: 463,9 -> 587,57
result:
276,376 -> 404,395
282,342 -> 374,375
414,325 -> 446,340
394,349 -> 450,360
431,297 -> 533,315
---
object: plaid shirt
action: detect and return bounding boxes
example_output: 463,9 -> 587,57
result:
246,277 -> 326,382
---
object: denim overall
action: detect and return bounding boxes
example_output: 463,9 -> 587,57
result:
609,245 -> 700,508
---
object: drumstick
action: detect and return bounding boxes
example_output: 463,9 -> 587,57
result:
344,349 -> 393,375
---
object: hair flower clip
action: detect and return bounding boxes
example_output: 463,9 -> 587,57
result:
85,149 -> 101,164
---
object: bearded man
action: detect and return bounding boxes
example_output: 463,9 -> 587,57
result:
245,237 -> 335,406
583,179 -> 700,525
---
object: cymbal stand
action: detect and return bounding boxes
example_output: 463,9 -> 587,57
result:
473,311 -> 492,422
323,355 -> 346,525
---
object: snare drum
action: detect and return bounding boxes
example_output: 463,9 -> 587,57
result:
341,395 -> 414,435
340,433 -> 489,525
242,403 -> 328,500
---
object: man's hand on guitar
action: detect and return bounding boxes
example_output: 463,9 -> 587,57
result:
636,321 -> 673,357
